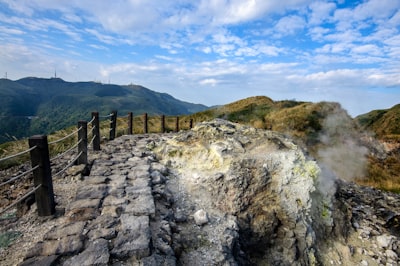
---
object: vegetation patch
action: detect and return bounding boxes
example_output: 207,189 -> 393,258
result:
0,231 -> 21,248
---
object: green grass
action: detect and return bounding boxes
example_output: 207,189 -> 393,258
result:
0,231 -> 21,248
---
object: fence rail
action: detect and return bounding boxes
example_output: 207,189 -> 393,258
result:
0,110 -> 194,218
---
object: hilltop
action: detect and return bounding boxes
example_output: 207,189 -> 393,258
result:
0,77 -> 207,143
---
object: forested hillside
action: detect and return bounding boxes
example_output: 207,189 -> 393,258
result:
0,77 -> 207,143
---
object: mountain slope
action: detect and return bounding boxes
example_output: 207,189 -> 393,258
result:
0,77 -> 207,143
356,104 -> 400,139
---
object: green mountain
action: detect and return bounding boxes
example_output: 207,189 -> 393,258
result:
0,77 -> 207,143
356,104 -> 400,139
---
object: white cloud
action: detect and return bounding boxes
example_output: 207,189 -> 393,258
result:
308,1 -> 336,25
353,0 -> 400,21
199,78 -> 219,86
351,44 -> 382,56
274,15 -> 306,36
0,26 -> 25,35
0,0 -> 400,117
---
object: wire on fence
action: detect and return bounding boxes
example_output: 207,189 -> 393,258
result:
53,151 -> 83,178
88,135 -> 96,146
0,185 -> 41,216
88,125 -> 96,135
88,116 -> 96,124
0,145 -> 37,163
0,165 -> 39,188
50,139 -> 82,162
99,113 -> 113,119
48,127 -> 81,145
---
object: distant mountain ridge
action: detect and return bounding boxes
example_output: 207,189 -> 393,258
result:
0,77 -> 208,143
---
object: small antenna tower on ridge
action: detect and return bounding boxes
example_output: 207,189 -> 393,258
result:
54,69 -> 57,78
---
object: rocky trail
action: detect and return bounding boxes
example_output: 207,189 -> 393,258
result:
0,119 -> 400,265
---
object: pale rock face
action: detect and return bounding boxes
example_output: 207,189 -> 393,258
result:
193,209 -> 208,225
155,119 -> 326,265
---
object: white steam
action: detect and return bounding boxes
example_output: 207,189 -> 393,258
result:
316,105 -> 368,195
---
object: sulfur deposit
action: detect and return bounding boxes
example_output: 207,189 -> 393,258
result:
154,119 -> 325,265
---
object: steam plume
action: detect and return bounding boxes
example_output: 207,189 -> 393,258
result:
316,105 -> 368,194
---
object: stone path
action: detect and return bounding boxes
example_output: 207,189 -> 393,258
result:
19,134 -> 173,265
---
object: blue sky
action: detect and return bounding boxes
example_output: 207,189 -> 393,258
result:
0,0 -> 399,116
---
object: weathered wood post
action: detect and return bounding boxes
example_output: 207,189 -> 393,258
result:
143,113 -> 148,134
189,119 -> 193,129
128,112 -> 133,135
110,110 -> 117,140
175,117 -> 179,132
91,112 -> 100,151
161,115 -> 165,133
77,121 -> 88,165
28,135 -> 55,216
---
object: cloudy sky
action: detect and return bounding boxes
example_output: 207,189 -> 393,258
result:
0,0 -> 399,116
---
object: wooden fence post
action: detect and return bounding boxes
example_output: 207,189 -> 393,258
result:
161,115 -> 165,133
91,112 -> 100,151
77,121 -> 88,165
110,110 -> 117,140
190,119 -> 193,129
143,113 -> 148,134
175,117 -> 179,132
128,112 -> 133,135
28,135 -> 55,216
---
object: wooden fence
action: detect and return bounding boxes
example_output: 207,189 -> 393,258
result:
0,111 -> 193,217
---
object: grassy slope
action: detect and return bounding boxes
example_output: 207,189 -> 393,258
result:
356,104 -> 400,139
355,104 -> 400,192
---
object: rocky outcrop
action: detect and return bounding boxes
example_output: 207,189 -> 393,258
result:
155,119 -> 324,265
2,119 -> 400,265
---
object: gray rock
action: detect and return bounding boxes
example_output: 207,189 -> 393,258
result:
174,209 -> 187,223
66,164 -> 86,176
110,215 -> 151,259
26,236 -> 84,258
63,238 -> 110,266
377,235 -> 394,249
66,207 -> 99,222
87,227 -> 116,240
44,221 -> 86,240
124,191 -> 155,216
20,255 -> 60,266
386,249 -> 398,260
67,198 -> 101,210
111,231 -> 150,259
141,254 -> 176,266
75,184 -> 108,200
193,210 -> 208,226
151,170 -> 166,185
